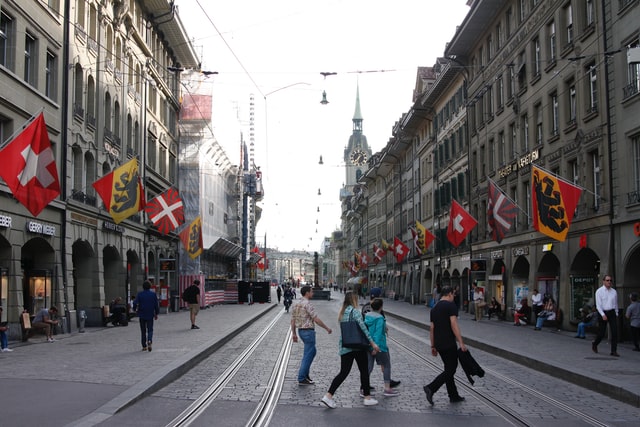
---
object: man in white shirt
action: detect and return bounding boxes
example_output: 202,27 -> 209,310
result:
592,275 -> 619,357
472,283 -> 484,322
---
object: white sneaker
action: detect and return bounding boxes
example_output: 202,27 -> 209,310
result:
383,389 -> 399,397
2,348 -> 13,352
47,338 -> 55,343
363,397 -> 378,406
321,395 -> 336,409
359,389 -> 376,397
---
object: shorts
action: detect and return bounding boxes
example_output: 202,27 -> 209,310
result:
189,303 -> 200,315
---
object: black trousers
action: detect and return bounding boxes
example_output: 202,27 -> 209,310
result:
427,346 -> 460,398
593,309 -> 618,353
328,350 -> 371,396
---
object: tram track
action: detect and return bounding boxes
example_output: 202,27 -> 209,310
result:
164,309 -> 291,427
388,328 -> 610,427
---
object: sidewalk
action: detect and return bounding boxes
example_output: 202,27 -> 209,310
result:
379,296 -> 640,408
1,301 -> 276,426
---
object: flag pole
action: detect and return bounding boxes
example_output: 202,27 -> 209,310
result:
0,107 -> 46,151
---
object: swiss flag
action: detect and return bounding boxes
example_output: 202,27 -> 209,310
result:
393,236 -> 410,263
446,200 -> 478,248
360,252 -> 369,268
0,113 -> 60,216
373,244 -> 386,264
145,187 -> 184,235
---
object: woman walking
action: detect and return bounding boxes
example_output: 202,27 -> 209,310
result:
321,291 -> 380,408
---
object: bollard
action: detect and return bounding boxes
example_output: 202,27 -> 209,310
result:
78,310 -> 87,333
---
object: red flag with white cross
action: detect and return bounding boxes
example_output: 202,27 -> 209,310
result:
446,200 -> 478,248
393,236 -> 410,263
0,113 -> 60,216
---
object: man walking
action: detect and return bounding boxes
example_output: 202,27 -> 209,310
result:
424,286 -> 467,405
133,281 -> 159,352
291,285 -> 332,385
592,275 -> 620,356
183,279 -> 201,329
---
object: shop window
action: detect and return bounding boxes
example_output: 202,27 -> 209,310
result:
26,271 -> 52,315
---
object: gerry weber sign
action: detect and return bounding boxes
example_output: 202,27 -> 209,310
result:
26,221 -> 56,236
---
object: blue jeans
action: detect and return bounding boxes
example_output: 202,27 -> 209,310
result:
139,317 -> 154,348
0,329 -> 8,349
297,329 -> 316,381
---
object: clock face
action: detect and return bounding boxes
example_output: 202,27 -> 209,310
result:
350,149 -> 367,165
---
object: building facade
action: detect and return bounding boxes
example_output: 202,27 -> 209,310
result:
343,0 -> 640,328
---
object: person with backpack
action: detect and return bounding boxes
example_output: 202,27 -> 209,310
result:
183,279 -> 201,329
364,298 -> 399,397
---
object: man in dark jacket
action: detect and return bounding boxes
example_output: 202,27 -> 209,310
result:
183,279 -> 201,329
423,286 -> 468,405
133,281 -> 159,352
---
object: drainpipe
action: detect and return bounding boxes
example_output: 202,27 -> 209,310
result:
600,0 -> 616,280
60,0 -> 71,330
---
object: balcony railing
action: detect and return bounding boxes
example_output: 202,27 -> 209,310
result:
71,189 -> 97,206
623,83 -> 639,100
73,102 -> 84,120
627,190 -> 640,205
104,128 -> 114,142
86,113 -> 96,129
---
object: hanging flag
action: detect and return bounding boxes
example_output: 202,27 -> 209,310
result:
447,200 -> 478,248
0,113 -> 60,217
416,220 -> 436,252
354,251 -> 362,270
381,239 -> 392,251
372,244 -> 386,264
487,179 -> 518,243
93,158 -> 145,224
393,236 -> 410,263
360,252 -> 369,269
179,216 -> 203,259
410,226 -> 423,256
348,260 -> 358,276
531,165 -> 582,242
145,187 -> 184,235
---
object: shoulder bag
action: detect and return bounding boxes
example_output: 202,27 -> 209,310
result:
340,308 -> 370,349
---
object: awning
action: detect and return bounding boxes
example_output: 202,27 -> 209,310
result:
347,276 -> 367,285
209,237 -> 243,259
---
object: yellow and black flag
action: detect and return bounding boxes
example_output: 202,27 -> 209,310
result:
531,165 -> 582,242
179,216 -> 203,259
93,158 -> 145,224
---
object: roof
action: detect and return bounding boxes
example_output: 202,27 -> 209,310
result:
209,237 -> 243,259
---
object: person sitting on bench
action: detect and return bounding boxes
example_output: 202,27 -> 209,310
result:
487,297 -> 501,320
513,299 -> 530,326
32,306 -> 59,342
109,297 -> 126,326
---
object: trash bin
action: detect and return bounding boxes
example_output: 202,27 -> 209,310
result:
78,310 -> 87,333
171,293 -> 180,313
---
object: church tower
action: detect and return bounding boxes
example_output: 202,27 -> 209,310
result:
343,84 -> 372,190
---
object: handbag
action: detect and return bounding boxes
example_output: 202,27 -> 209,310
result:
340,308 -> 370,349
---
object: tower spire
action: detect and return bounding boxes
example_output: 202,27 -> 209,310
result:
352,83 -> 363,133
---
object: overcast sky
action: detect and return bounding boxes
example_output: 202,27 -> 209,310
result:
175,0 -> 471,253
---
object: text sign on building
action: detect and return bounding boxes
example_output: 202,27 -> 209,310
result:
0,214 -> 12,228
26,221 -> 55,236
498,148 -> 540,178
103,221 -> 124,233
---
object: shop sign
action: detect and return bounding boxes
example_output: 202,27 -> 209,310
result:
0,214 -> 12,228
103,221 -> 124,233
512,246 -> 529,256
71,212 -> 97,226
26,221 -> 55,236
491,250 -> 504,259
497,149 -> 541,178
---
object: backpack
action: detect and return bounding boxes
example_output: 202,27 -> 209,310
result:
182,286 -> 195,302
